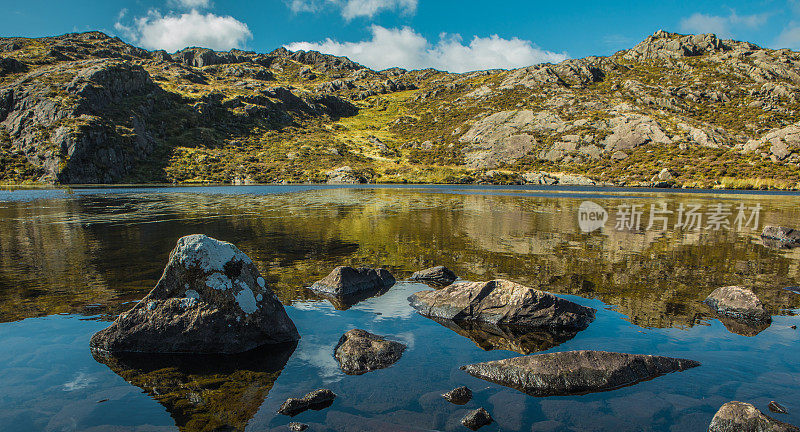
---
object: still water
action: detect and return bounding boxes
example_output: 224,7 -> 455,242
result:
0,185 -> 798,432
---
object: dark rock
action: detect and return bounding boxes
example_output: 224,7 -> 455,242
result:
461,408 -> 493,430
334,329 -> 406,375
460,350 -> 700,396
708,401 -> 799,432
770,401 -> 789,414
316,284 -> 392,310
442,386 -> 472,405
90,234 -> 300,354
288,422 -> 308,431
408,279 -> 595,329
410,265 -> 457,287
310,266 -> 395,296
762,226 -> 800,245
278,389 -> 336,416
704,286 -> 771,323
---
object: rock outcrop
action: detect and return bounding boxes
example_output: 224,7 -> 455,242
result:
409,265 -> 457,287
460,350 -> 700,396
703,286 -> 771,324
408,279 -> 595,329
708,401 -> 799,432
761,226 -> 800,246
310,266 -> 395,297
461,408 -> 493,431
442,386 -> 472,405
278,389 -> 336,416
333,329 -> 406,375
90,234 -> 300,354
326,166 -> 367,184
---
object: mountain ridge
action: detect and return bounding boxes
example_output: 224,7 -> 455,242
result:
1,30 -> 799,188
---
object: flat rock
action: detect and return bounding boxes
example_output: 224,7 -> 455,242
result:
461,408 -> 493,430
761,226 -> 800,245
334,329 -> 406,375
90,235 -> 299,354
460,350 -> 700,396
408,279 -> 595,329
708,401 -> 799,432
310,266 -> 395,297
770,401 -> 789,414
442,386 -> 472,405
410,265 -> 457,287
278,389 -> 336,416
704,286 -> 771,323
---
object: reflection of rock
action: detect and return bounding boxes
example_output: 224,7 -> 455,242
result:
278,389 -> 336,416
334,329 -> 406,375
408,279 -> 595,329
92,342 -> 296,432
314,285 -> 392,310
716,314 -> 772,337
309,266 -> 395,297
442,386 -> 472,405
410,266 -> 457,287
769,401 -> 789,415
461,350 -> 700,397
433,318 -> 578,355
704,286 -> 771,324
91,234 -> 300,354
708,401 -> 799,432
461,408 -> 493,431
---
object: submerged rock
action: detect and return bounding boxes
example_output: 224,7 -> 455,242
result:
410,265 -> 457,287
408,279 -> 595,329
288,422 -> 308,431
442,386 -> 472,405
90,235 -> 299,354
334,329 -> 406,375
310,266 -> 395,297
770,401 -> 789,415
761,226 -> 800,245
708,401 -> 799,432
704,286 -> 771,324
461,408 -> 493,430
278,389 -> 336,416
460,350 -> 700,397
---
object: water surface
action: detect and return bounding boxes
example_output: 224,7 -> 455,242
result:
0,185 -> 799,431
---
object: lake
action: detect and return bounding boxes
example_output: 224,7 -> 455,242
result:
0,184 -> 798,432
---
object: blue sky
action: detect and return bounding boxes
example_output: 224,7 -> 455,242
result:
2,0 -> 800,72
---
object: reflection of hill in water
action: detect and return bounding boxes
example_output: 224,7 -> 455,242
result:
1,188 -> 799,329
92,342 -> 296,432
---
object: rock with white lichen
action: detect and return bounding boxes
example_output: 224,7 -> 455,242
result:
90,234 -> 299,354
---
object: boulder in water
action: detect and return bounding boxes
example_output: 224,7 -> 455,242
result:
309,266 -> 395,297
334,329 -> 406,375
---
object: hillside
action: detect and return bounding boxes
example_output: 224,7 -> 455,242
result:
1,30 -> 799,188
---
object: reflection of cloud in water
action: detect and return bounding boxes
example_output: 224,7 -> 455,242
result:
392,331 -> 416,350
63,371 -> 94,391
295,337 -> 343,384
291,300 -> 339,317
350,282 -> 425,320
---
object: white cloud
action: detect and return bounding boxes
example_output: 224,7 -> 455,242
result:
680,11 -> 769,38
115,9 -> 252,52
285,25 -> 569,73
169,0 -> 211,9
776,23 -> 800,49
287,0 -> 416,20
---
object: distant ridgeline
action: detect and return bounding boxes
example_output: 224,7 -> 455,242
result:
1,30 -> 799,188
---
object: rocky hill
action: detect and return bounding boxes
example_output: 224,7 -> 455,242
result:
1,30 -> 800,188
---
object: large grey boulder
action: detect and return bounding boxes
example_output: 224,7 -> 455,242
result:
90,235 -> 300,354
460,350 -> 700,396
408,279 -> 595,329
310,266 -> 395,297
761,226 -> 800,245
410,265 -> 457,287
704,286 -> 771,323
708,401 -> 799,432
334,329 -> 406,375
